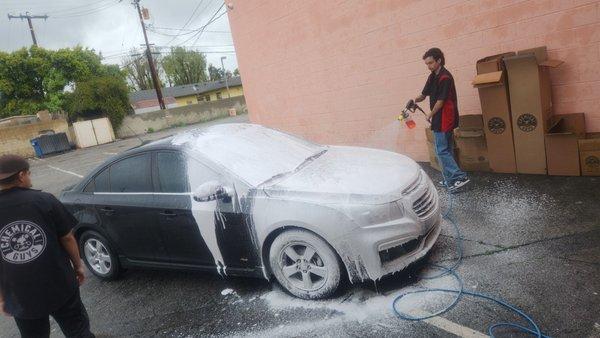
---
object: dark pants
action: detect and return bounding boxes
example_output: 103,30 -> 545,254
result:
14,290 -> 94,338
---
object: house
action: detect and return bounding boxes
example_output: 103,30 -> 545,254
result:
129,76 -> 244,114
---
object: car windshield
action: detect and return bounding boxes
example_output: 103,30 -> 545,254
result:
173,124 -> 325,186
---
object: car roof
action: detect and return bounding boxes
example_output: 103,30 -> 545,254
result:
74,124 -> 263,191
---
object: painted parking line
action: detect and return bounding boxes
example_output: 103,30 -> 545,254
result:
103,152 -> 117,155
47,165 -> 84,178
420,312 -> 488,338
381,309 -> 487,337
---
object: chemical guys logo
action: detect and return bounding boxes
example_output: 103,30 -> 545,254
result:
0,221 -> 47,264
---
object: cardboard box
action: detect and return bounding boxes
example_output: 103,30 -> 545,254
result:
544,113 -> 586,176
455,129 -> 490,172
579,133 -> 600,176
427,140 -> 441,171
425,128 -> 461,172
425,128 -> 440,171
459,114 -> 484,131
504,46 -> 563,174
472,52 -> 518,174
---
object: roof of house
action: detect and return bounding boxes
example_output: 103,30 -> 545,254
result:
129,76 -> 242,103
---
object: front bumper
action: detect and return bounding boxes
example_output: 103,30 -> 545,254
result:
335,177 -> 442,282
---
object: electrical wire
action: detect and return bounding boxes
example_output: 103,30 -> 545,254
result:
51,0 -> 123,19
175,2 -> 226,47
163,0 -> 207,45
391,185 -> 550,338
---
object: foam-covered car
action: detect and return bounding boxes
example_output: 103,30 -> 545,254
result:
60,123 -> 441,299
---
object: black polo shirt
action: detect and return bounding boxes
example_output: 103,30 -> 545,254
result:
421,67 -> 459,132
0,187 -> 78,319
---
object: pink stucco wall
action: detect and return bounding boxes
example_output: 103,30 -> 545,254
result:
227,0 -> 600,161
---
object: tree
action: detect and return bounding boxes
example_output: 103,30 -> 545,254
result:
233,68 -> 240,77
0,46 -> 124,117
65,76 -> 131,128
122,49 -> 155,91
207,64 -> 223,81
162,47 -> 208,86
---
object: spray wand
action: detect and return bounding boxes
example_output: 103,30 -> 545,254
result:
398,99 -> 429,129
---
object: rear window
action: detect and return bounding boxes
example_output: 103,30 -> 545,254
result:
156,152 -> 189,193
84,168 -> 109,193
110,154 -> 152,192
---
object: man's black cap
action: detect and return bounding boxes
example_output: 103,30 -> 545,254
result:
0,154 -> 29,180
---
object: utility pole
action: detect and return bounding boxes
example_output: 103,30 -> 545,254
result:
133,0 -> 165,109
220,56 -> 231,99
7,12 -> 48,46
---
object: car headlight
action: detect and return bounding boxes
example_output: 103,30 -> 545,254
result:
349,201 -> 405,225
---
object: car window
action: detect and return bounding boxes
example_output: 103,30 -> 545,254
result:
187,158 -> 221,192
84,167 -> 109,193
156,152 -> 189,193
110,154 -> 152,192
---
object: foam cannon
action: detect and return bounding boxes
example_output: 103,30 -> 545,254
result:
398,99 -> 428,129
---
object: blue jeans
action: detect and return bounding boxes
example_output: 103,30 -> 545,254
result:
433,131 -> 467,185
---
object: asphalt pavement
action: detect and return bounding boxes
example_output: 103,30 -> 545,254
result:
0,114 -> 598,337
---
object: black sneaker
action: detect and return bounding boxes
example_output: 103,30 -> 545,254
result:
448,178 -> 470,192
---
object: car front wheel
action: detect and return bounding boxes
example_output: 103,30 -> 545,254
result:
79,231 -> 121,280
269,229 -> 342,299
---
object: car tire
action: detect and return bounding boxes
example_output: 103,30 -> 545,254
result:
269,229 -> 342,299
79,231 -> 121,280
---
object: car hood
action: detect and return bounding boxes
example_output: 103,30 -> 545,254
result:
262,146 -> 421,205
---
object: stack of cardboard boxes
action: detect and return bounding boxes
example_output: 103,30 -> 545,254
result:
426,46 -> 600,176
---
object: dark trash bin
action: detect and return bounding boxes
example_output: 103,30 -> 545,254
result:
30,132 -> 71,157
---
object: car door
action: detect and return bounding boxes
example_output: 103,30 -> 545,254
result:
153,151 -> 215,266
93,153 -> 168,262
153,151 -> 260,272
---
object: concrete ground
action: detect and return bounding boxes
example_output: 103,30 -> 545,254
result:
1,115 -> 599,337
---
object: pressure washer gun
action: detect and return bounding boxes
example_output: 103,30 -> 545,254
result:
398,99 -> 428,129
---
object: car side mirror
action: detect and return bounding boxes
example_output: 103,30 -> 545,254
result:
192,181 -> 231,202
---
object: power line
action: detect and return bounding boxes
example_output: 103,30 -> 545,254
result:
164,0 -> 207,45
52,1 -> 122,19
44,0 -> 114,15
176,3 -> 226,47
188,7 -> 227,47
148,26 -> 230,33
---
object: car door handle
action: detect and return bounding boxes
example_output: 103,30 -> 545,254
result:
100,207 -> 115,215
159,210 -> 177,218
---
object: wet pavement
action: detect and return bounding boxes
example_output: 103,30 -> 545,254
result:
1,116 -> 599,337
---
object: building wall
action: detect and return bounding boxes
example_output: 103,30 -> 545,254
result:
175,85 -> 245,106
117,96 -> 248,138
228,0 -> 600,161
0,119 -> 70,158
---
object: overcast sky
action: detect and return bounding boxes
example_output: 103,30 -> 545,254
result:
0,0 -> 238,72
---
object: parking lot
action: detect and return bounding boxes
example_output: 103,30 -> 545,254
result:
1,115 -> 599,337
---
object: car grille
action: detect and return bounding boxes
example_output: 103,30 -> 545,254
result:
379,237 -> 421,264
402,170 -> 422,195
412,185 -> 436,219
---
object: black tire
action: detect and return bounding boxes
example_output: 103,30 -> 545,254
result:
79,231 -> 121,280
269,229 -> 342,299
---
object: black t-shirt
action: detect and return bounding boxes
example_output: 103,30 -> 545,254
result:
0,187 -> 78,319
421,67 -> 459,132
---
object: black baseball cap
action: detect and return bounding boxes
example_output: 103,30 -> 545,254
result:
0,154 -> 30,180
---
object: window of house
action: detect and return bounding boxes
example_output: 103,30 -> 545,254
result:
196,94 -> 204,102
205,95 -> 211,102
216,92 -> 222,100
